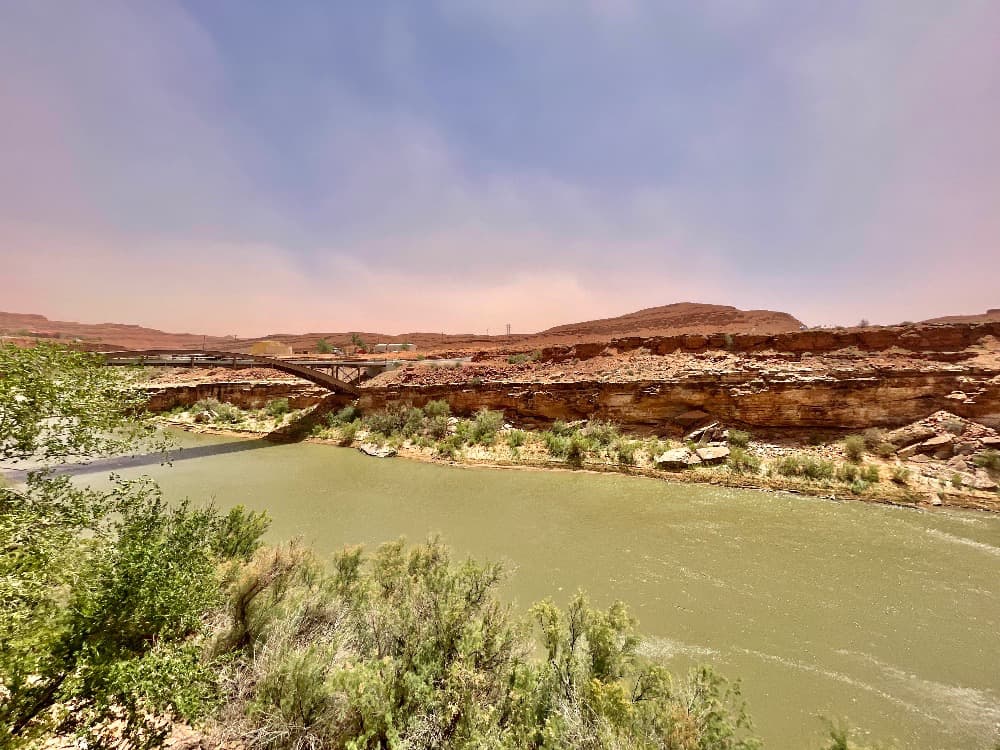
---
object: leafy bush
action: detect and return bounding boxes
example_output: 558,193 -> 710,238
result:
873,441 -> 897,459
401,406 -> 426,437
264,397 -> 290,418
891,465 -> 911,485
506,429 -> 527,449
849,479 -> 870,495
316,338 -> 333,354
362,404 -> 407,436
215,540 -> 761,750
426,413 -> 450,439
193,398 -> 242,424
423,399 -> 451,418
728,429 -> 751,448
603,440 -> 632,467
566,433 -> 591,467
728,447 -> 761,475
773,453 -> 834,480
327,404 -> 360,426
583,420 -> 620,447
861,464 -> 881,483
543,431 -> 571,458
468,408 -> 504,445
337,420 -> 359,446
862,428 -> 885,449
837,463 -> 859,483
843,435 -> 865,463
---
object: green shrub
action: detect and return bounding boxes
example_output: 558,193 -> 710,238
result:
327,404 -> 360,426
193,398 -> 242,424
469,376 -> 483,386
338,420 -> 359,446
583,420 -> 619,447
363,404 -> 407,436
861,464 -> 881,483
843,435 -> 865,463
437,433 -> 464,458
728,447 -> 761,474
423,399 -> 451,418
773,453 -> 834,480
316,338 -> 333,354
264,397 -> 290,418
543,431 -> 571,458
862,428 -> 884,449
506,352 -> 538,365
401,406 -> 426,437
566,433 -> 591,467
550,419 -> 575,437
470,409 -> 504,445
837,463 -> 859,483
849,479 -> 870,495
973,449 -> 1000,472
874,441 -> 897,459
426,413 -> 450,439
950,472 -> 964,489
728,429 -> 751,448
613,439 -> 637,466
891,465 -> 910,485
506,429 -> 527,449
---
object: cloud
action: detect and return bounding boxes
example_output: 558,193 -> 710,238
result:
2,1 -> 998,334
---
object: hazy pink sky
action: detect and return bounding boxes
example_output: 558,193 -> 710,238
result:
3,1 -> 998,336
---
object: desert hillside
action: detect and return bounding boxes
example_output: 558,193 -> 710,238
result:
0,303 -> 805,353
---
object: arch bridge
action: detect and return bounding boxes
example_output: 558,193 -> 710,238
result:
101,350 -> 401,396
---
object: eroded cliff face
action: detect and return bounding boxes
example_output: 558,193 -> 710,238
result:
141,382 -> 331,412
362,324 -> 1000,435
359,370 -> 1000,435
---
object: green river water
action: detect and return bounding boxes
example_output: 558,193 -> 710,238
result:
67,430 -> 1000,749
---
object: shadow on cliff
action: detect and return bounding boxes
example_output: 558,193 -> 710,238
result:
1,438 -> 275,483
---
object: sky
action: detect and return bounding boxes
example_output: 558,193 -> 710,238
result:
2,1 -> 998,336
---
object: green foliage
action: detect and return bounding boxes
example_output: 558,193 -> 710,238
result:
973,449 -> 1000,472
506,429 -> 527,449
891,465 -> 911,485
401,406 -> 426,437
470,408 -> 504,445
315,338 -> 333,354
193,398 -> 243,424
843,435 -> 865,463
327,403 -> 360,426
544,431 -> 571,459
362,403 -> 407,436
860,464 -> 881,483
837,463 -> 859,483
565,433 -> 591,467
550,419 -> 576,437
613,439 -> 637,466
337,420 -> 359,446
0,342 -> 151,463
217,542 -> 760,750
728,448 -> 761,475
942,419 -> 965,436
728,429 -> 751,448
862,428 -> 884,449
582,420 -> 620,448
773,453 -> 835,481
0,476 -> 265,748
264,398 -> 290,418
423,399 -> 451,418
506,352 -> 536,365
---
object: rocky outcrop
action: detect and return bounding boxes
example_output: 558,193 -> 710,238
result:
359,367 -> 1000,435
537,322 -> 1000,362
140,382 -> 334,412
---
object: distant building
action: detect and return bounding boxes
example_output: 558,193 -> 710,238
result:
371,342 -> 414,353
249,341 -> 293,356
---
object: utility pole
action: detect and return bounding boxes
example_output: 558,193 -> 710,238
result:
506,323 -> 511,337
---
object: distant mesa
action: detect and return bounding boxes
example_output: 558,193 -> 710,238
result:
921,309 -> 1000,325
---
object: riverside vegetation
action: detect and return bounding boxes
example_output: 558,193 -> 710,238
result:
0,344 -> 924,749
163,395 -> 999,509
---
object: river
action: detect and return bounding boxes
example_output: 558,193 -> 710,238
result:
61,430 -> 1000,749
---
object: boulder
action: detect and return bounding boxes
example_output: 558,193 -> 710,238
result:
973,471 -> 998,491
357,443 -> 397,458
885,424 -> 936,448
897,444 -> 920,459
982,436 -> 1000,447
695,446 -> 730,464
655,447 -> 694,470
919,434 -> 955,459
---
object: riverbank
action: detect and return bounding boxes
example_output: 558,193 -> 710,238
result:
153,398 -> 1000,512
